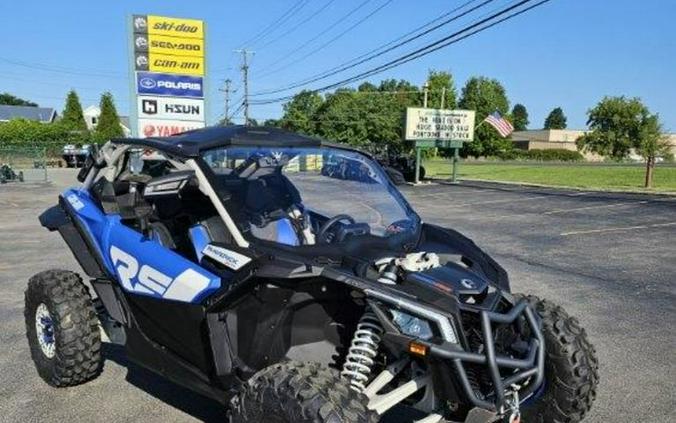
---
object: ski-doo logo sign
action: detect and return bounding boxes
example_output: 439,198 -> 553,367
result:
110,245 -> 211,302
133,15 -> 204,39
136,72 -> 203,98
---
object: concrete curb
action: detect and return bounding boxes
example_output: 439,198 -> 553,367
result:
430,177 -> 676,197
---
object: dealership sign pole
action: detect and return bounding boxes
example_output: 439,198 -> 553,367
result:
404,108 -> 476,184
128,14 -> 207,138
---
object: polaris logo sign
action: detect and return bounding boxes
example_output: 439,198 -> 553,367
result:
138,96 -> 205,121
136,72 -> 203,98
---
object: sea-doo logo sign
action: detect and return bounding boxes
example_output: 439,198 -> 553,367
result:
110,245 -> 211,302
136,72 -> 203,97
202,245 -> 252,270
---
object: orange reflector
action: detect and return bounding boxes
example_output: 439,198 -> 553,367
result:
408,341 -> 429,357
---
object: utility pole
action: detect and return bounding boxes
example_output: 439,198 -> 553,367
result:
235,49 -> 253,125
422,82 -> 429,108
219,79 -> 235,125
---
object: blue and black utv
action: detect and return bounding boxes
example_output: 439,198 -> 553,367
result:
26,126 -> 598,423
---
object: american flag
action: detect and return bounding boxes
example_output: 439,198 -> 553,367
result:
484,112 -> 514,137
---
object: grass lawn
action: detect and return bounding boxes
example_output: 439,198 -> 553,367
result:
424,160 -> 676,192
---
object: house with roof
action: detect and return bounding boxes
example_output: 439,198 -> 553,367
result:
0,105 -> 57,123
83,105 -> 131,137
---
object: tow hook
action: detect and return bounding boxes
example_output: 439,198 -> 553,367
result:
505,385 -> 521,423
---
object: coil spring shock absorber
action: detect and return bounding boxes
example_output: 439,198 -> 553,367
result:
341,307 -> 384,392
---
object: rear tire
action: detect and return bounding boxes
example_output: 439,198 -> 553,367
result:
230,361 -> 378,423
24,270 -> 102,387
518,295 -> 599,423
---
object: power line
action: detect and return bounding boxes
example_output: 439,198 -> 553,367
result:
256,0 -> 394,79
251,0 -> 552,105
251,0 -> 492,96
0,56 -> 126,79
253,0 -> 374,76
238,0 -> 309,48
257,0 -> 338,50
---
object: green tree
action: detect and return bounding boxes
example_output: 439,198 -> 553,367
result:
280,90 -> 324,135
425,70 -> 456,109
0,93 -> 38,107
544,107 -> 567,129
459,77 -> 511,157
219,116 -> 234,126
263,118 -> 281,127
92,92 -> 123,142
61,90 -> 87,130
637,115 -> 670,188
511,103 -> 529,131
577,96 -> 669,188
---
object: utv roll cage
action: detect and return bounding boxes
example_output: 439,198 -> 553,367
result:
64,126 -> 543,418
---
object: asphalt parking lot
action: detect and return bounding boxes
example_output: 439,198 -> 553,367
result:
1,169 -> 675,422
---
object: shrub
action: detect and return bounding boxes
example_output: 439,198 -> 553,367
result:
495,148 -> 583,162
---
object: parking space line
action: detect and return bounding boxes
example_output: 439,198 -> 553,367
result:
544,201 -> 648,215
438,196 -> 546,208
560,222 -> 676,236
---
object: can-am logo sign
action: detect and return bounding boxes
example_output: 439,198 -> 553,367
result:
136,72 -> 203,98
139,119 -> 205,138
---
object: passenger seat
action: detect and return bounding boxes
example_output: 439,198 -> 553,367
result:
188,216 -> 234,261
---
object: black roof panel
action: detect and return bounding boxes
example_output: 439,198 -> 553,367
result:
112,125 -> 325,157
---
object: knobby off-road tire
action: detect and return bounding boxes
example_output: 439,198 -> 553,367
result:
518,295 -> 599,423
24,269 -> 102,387
230,361 -> 378,423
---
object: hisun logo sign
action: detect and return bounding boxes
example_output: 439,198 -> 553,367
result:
136,72 -> 203,97
137,96 -> 205,120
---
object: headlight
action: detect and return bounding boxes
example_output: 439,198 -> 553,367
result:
390,310 -> 434,341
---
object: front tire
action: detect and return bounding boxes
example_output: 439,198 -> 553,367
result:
231,361 -> 378,423
24,270 -> 103,387
519,295 -> 599,423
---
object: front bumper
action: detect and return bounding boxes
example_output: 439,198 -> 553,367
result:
369,291 -> 545,414
425,299 -> 545,411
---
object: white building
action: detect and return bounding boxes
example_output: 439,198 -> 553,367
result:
83,105 -> 131,137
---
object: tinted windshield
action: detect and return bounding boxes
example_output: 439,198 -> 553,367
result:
202,146 -> 418,244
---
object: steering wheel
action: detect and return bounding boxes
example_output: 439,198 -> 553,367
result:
317,214 -> 356,243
